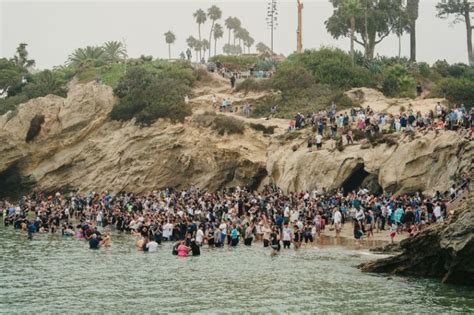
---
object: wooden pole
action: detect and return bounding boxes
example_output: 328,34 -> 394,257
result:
297,0 -> 303,53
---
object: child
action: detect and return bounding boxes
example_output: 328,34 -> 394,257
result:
354,219 -> 363,246
389,223 -> 397,243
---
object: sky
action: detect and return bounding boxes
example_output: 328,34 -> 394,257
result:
0,0 -> 470,69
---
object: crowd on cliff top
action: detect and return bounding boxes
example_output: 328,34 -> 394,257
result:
2,176 -> 470,254
289,102 -> 473,146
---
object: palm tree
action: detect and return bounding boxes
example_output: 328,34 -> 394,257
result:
103,41 -> 127,64
235,27 -> 249,53
213,23 -> 224,56
12,43 -> 35,71
193,9 -> 207,59
232,18 -> 242,46
194,40 -> 203,62
207,5 -> 222,59
186,36 -> 197,61
67,46 -> 105,68
201,39 -> 210,60
244,35 -> 255,54
406,0 -> 419,62
341,0 -> 362,63
225,17 -> 234,45
164,31 -> 176,59
256,42 -> 271,54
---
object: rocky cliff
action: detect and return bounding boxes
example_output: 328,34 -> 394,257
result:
0,81 -> 472,197
360,191 -> 474,286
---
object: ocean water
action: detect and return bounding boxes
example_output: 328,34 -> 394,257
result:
0,226 -> 473,314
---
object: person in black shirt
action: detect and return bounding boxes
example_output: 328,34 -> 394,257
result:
89,234 -> 100,249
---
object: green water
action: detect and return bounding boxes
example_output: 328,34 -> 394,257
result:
0,226 -> 473,314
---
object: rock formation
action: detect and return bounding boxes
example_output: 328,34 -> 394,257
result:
0,81 -> 472,198
360,191 -> 474,286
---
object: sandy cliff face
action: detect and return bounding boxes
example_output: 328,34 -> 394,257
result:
0,82 -> 471,197
267,131 -> 472,195
0,82 -> 270,196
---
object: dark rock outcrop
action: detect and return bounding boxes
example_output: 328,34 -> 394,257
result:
360,193 -> 474,285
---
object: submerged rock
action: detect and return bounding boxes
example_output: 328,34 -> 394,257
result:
360,192 -> 474,286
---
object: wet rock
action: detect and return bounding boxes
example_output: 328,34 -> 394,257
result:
360,194 -> 474,286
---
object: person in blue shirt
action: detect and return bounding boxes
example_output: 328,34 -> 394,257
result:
89,234 -> 100,249
27,221 -> 36,240
230,225 -> 239,247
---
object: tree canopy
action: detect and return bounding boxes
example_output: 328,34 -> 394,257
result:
325,0 -> 406,59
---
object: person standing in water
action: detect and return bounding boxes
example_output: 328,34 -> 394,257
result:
262,223 -> 271,248
293,225 -> 302,249
89,234 -> 100,249
282,223 -> 292,249
230,224 -> 239,247
244,224 -> 254,246
333,208 -> 342,238
177,241 -> 191,257
270,228 -> 281,254
27,220 -> 36,240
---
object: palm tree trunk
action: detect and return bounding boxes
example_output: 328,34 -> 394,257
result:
228,28 -> 231,45
214,38 -> 217,56
409,20 -> 416,62
168,44 -> 171,60
209,21 -> 215,59
198,24 -> 202,61
465,9 -> 473,65
350,15 -> 355,64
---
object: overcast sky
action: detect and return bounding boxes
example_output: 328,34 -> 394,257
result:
0,0 -> 470,69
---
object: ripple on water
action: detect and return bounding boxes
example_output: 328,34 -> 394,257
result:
0,226 -> 473,314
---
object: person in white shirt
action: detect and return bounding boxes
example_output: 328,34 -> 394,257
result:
196,226 -> 204,246
282,223 -> 292,249
219,222 -> 227,244
163,222 -> 174,241
146,240 -> 158,252
433,203 -> 442,222
315,133 -> 323,149
333,208 -> 343,237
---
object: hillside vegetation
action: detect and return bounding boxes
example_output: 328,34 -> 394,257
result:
234,48 -> 474,118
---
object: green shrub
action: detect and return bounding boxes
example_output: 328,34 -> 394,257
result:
416,62 -> 432,79
330,92 -> 356,109
352,129 -> 366,141
209,55 -> 259,71
272,65 -> 314,93
213,115 -> 245,135
77,67 -> 99,83
235,78 -> 272,93
100,63 -> 127,88
193,67 -> 212,82
433,77 -> 474,109
382,65 -> 416,98
281,48 -> 375,89
0,69 -> 68,115
110,65 -> 193,125
22,70 -> 67,99
0,94 -> 28,115
194,112 -> 245,135
249,123 -> 276,135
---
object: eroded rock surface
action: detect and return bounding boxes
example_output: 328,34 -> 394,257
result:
0,82 -> 472,198
360,192 -> 474,286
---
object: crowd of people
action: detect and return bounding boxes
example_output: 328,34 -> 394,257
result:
2,178 -> 468,255
288,102 -> 473,149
